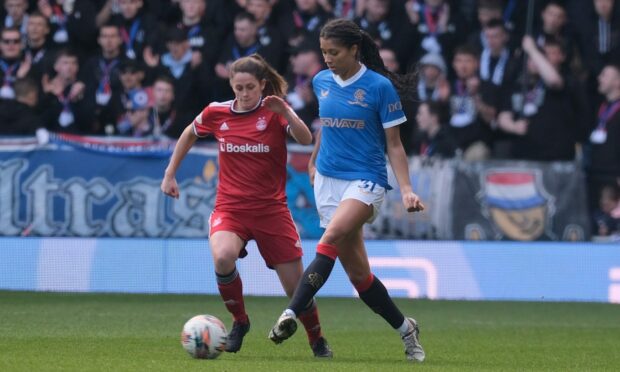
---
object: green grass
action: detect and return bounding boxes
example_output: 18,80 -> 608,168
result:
0,291 -> 619,371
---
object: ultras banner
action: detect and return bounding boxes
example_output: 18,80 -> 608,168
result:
0,137 -> 590,240
450,161 -> 590,241
0,136 -> 320,238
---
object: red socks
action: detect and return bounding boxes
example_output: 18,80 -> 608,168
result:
298,303 -> 323,345
216,270 -> 248,324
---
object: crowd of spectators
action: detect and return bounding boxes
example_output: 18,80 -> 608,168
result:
0,0 -> 618,236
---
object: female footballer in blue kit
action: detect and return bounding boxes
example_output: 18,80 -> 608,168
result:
268,19 -> 426,362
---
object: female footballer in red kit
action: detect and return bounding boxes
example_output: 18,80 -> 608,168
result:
161,54 -> 332,357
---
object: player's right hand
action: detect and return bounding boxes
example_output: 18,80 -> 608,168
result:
308,163 -> 316,186
161,177 -> 180,199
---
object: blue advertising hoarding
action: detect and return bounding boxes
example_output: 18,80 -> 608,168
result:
1,238 -> 618,303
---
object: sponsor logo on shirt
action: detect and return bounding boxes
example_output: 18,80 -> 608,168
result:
320,89 -> 329,99
388,101 -> 403,112
220,122 -> 229,131
219,141 -> 270,153
347,88 -> 368,107
320,117 -> 365,129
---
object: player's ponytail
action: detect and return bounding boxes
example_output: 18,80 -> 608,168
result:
320,19 -> 417,102
229,54 -> 288,98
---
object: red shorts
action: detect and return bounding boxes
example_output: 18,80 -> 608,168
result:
209,208 -> 303,269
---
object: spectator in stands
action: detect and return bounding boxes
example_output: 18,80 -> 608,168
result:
286,41 -> 322,133
153,27 -> 206,119
24,12 -> 54,87
281,0 -> 332,50
83,23 -> 126,134
575,0 -> 620,78
542,37 -> 590,145
116,87 -> 153,137
380,45 -> 419,154
416,100 -> 457,158
109,0 -> 158,63
0,77 -> 41,134
41,48 -> 95,134
587,62 -> 620,211
404,0 -> 466,67
447,44 -> 492,160
355,0 -> 414,69
37,0 -> 98,57
246,0 -> 286,68
477,19 -> 519,157
176,0 -> 219,68
3,0 -> 29,38
486,0 -> 540,51
416,53 -> 450,102
534,1 -> 573,72
107,59 -> 148,135
408,52 -> 450,155
467,0 -> 503,51
379,47 -> 400,73
497,36 -> 577,161
574,0 -> 620,110
479,19 -> 516,89
149,74 -> 188,139
0,26 -> 30,101
592,184 -> 620,237
318,0 -> 363,20
214,12 -> 280,100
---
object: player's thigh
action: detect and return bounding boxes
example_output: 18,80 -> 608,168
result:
313,171 -> 341,229
209,211 -> 251,270
252,209 -> 303,269
209,231 -> 245,268
320,198 -> 373,245
337,228 -> 371,284
272,259 -> 304,298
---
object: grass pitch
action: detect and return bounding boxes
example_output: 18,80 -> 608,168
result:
1,291 -> 619,371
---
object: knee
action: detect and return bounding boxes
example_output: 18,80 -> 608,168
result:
212,247 -> 238,273
321,228 -> 347,246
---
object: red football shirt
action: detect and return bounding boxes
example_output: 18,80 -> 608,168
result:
192,99 -> 290,211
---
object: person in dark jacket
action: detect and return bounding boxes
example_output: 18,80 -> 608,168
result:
0,77 -> 42,134
416,100 -> 457,158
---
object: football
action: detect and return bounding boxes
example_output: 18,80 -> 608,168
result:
181,314 -> 228,359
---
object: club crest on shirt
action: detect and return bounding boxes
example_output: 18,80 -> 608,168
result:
256,116 -> 267,131
347,89 -> 368,107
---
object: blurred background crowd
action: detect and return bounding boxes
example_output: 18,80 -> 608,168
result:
0,0 -> 618,236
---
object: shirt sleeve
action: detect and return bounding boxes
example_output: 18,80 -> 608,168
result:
377,79 -> 407,128
275,112 -> 289,135
192,106 -> 212,137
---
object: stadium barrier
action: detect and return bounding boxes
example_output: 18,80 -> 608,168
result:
1,238 -> 618,303
0,135 -> 590,241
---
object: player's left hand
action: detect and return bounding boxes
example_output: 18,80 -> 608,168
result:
402,191 -> 425,213
263,95 -> 288,115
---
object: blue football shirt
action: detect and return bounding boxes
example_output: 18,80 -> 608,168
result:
313,64 -> 406,188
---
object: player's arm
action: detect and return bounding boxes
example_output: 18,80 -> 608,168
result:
308,127 -> 321,186
284,106 -> 313,145
385,126 -> 424,212
264,95 -> 312,145
161,124 -> 199,199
